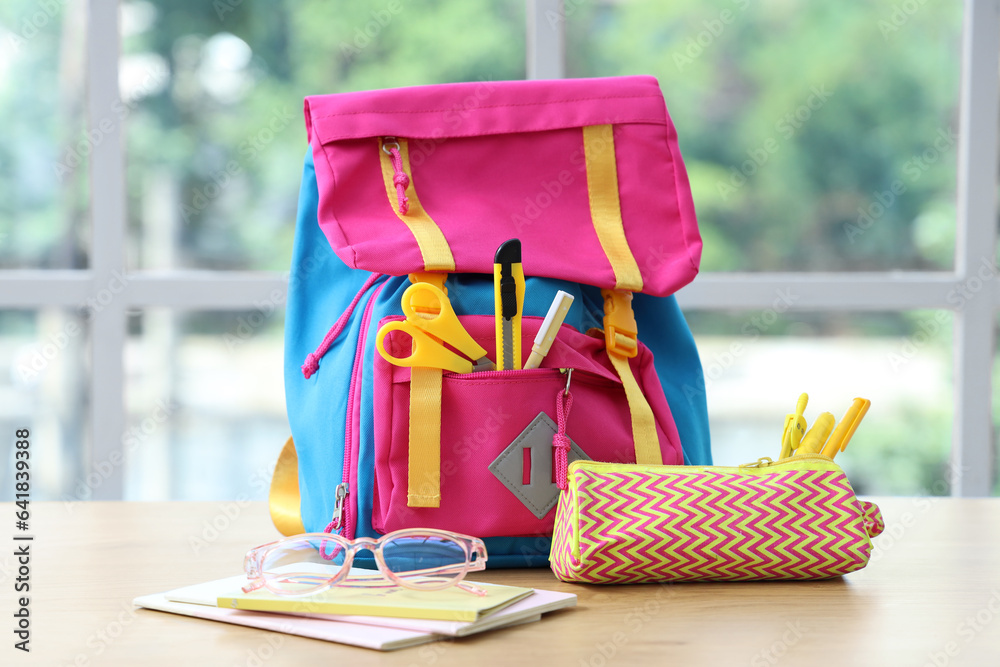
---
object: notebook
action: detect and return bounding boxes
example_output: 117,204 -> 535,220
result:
217,563 -> 532,621
133,572 -> 576,651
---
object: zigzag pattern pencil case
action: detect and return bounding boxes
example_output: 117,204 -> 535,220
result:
549,456 -> 884,583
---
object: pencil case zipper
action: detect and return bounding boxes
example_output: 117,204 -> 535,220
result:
571,454 -> 840,475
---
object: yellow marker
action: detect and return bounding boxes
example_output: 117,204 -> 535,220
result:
796,412 -> 835,455
822,398 -> 871,459
494,239 -> 525,370
779,393 -> 809,459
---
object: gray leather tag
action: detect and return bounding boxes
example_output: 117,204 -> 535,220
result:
488,412 -> 590,519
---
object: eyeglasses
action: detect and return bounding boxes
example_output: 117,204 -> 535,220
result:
241,529 -> 489,597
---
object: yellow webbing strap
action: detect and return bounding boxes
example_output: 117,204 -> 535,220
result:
379,138 -> 456,273
602,289 -> 662,465
407,366 -> 442,507
269,436 -> 306,536
583,124 -> 644,292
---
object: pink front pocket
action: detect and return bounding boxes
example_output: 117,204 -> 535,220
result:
371,315 -> 683,538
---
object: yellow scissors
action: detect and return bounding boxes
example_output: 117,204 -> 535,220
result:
376,283 -> 495,374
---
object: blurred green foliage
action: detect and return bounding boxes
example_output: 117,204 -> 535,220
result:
567,0 -> 961,272
0,1 -> 88,268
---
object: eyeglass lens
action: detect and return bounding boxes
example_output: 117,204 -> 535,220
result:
380,534 -> 469,588
261,537 -> 348,594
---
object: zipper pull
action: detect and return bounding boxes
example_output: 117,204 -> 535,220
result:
739,457 -> 775,469
554,369 -> 575,491
382,137 -> 409,214
324,482 -> 349,534
560,367 -> 574,395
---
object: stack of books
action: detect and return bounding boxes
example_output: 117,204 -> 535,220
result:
133,566 -> 575,651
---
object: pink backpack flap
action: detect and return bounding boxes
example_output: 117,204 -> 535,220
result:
303,75 -> 701,296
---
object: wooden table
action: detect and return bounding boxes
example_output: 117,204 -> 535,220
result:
3,498 -> 999,666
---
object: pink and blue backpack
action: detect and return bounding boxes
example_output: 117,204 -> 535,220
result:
270,75 -> 711,567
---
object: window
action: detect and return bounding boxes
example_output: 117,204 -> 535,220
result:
1,0 -> 995,501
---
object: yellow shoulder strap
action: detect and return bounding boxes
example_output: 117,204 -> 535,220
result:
269,436 -> 306,536
602,289 -> 663,465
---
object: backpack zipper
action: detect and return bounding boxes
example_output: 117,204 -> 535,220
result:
329,482 -> 348,532
337,277 -> 387,538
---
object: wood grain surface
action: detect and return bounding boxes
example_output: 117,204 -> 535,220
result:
2,498 -> 998,666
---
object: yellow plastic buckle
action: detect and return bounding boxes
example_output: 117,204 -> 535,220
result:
601,289 -> 638,359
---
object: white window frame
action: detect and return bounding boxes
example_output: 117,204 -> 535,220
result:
1,0 -> 995,498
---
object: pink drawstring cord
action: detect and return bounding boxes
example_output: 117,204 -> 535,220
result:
553,387 -> 574,491
386,142 -> 410,215
301,273 -> 384,379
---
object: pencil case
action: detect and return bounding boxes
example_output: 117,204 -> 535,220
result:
549,455 -> 884,583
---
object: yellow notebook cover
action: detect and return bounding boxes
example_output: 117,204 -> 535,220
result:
218,566 -> 532,622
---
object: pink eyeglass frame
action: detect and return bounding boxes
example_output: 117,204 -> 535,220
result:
241,528 -> 489,597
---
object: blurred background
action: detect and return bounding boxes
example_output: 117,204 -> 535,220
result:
0,0 -> 988,501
